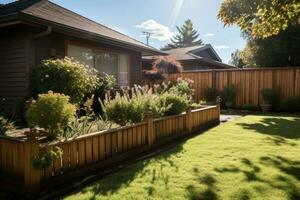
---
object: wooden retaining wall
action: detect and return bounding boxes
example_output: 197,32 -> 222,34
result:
145,67 -> 300,107
0,105 -> 220,195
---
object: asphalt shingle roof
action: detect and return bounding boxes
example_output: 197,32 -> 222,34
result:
0,0 -> 162,54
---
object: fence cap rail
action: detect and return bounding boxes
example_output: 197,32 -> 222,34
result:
41,121 -> 148,147
170,66 -> 300,74
0,135 -> 26,143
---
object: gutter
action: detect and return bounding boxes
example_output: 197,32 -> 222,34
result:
33,25 -> 52,38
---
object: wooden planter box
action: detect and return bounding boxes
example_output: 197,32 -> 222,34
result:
0,105 -> 220,197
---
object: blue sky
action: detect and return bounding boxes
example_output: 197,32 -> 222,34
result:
1,0 -> 246,63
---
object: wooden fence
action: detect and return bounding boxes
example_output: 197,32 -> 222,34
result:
0,105 -> 220,195
145,67 -> 300,107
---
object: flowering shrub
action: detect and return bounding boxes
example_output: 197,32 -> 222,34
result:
29,57 -> 99,104
102,85 -> 191,125
101,86 -> 159,125
25,91 -> 76,139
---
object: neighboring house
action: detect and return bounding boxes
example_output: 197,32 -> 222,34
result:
143,44 -> 234,71
0,0 -> 163,102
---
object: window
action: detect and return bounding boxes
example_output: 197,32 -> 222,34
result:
67,45 -> 94,67
67,44 -> 129,86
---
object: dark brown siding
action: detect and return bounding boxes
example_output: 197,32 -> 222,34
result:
130,51 -> 142,85
0,25 -> 29,99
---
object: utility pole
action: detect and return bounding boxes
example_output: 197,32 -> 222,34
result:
143,31 -> 152,45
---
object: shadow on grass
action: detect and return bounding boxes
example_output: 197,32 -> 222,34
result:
185,174 -> 219,200
77,142 -> 185,198
236,117 -> 300,145
214,156 -> 300,200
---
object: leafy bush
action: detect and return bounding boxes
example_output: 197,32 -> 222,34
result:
261,88 -> 280,109
102,86 -> 158,125
29,57 -> 99,104
0,116 -> 15,135
32,146 -> 63,169
157,92 -> 189,116
204,87 -> 219,104
220,84 -> 239,108
279,96 -> 300,112
242,103 -> 259,111
168,78 -> 194,100
154,78 -> 194,99
25,91 -> 76,139
92,74 -> 117,114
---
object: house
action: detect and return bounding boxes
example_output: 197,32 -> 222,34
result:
142,44 -> 234,71
0,0 -> 163,103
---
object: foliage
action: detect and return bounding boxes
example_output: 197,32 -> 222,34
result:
29,57 -> 99,104
32,146 -> 63,170
242,103 -> 259,111
218,0 -> 300,39
279,96 -> 300,112
92,74 -> 117,115
203,87 -> 219,104
0,116 -> 15,135
157,92 -> 189,116
154,78 -> 194,101
261,89 -> 280,108
102,83 -> 192,125
236,26 -> 300,67
101,86 -> 159,126
162,19 -> 203,50
152,56 -> 183,74
63,99 -> 118,138
25,91 -> 76,139
220,84 -> 239,103
229,49 -> 246,68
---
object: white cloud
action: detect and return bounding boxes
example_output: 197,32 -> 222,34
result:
213,45 -> 230,49
135,19 -> 176,41
205,33 -> 215,37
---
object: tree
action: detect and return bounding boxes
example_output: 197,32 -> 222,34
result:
242,26 -> 300,67
229,50 -> 246,68
162,19 -> 203,50
218,0 -> 300,39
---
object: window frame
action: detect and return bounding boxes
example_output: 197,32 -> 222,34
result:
65,40 -> 131,86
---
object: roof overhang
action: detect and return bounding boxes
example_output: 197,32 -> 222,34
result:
0,13 -> 165,56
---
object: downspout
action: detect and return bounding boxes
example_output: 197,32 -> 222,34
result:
33,25 -> 52,38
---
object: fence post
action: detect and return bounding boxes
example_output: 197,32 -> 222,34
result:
216,96 -> 221,125
186,108 -> 192,133
24,133 -> 41,196
146,111 -> 154,147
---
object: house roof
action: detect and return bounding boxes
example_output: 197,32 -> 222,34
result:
143,44 -> 234,69
144,44 -> 222,61
0,0 -> 164,55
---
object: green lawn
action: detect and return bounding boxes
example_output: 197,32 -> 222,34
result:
64,115 -> 300,200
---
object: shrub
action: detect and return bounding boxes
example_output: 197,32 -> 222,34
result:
102,86 -> 158,125
203,87 -> 219,104
29,57 -> 99,104
168,78 -> 195,100
261,88 -> 280,109
220,84 -> 239,107
157,92 -> 189,116
25,91 -> 76,139
154,78 -> 194,100
279,96 -> 300,112
0,116 -> 15,135
92,74 -> 117,114
242,103 -> 259,111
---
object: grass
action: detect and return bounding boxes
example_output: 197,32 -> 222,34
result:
63,114 -> 300,200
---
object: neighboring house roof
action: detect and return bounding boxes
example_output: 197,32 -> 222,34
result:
0,0 -> 164,55
143,44 -> 234,69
